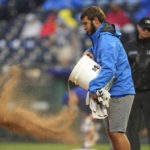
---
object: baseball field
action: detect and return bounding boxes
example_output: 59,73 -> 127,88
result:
0,143 -> 149,150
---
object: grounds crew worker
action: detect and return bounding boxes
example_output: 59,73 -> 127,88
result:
125,17 -> 150,150
80,6 -> 135,150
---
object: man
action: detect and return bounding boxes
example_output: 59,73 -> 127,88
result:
125,17 -> 150,150
80,6 -> 135,150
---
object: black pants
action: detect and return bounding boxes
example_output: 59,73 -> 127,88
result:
127,90 -> 150,150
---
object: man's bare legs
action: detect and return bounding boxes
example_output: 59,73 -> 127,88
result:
107,130 -> 130,150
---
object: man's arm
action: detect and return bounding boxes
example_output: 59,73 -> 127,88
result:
83,46 -> 94,59
89,35 -> 116,94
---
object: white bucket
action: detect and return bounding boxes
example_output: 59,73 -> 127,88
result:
68,55 -> 101,90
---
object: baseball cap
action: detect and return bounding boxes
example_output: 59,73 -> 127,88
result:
138,17 -> 150,29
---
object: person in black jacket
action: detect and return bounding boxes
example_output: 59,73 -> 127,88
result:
125,17 -> 150,150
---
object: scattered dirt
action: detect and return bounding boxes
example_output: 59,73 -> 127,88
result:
0,66 -> 78,144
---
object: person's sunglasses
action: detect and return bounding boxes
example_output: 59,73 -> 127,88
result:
143,27 -> 150,32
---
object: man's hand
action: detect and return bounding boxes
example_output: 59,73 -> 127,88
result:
83,51 -> 94,59
89,92 -> 98,100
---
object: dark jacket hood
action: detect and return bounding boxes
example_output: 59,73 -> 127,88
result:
87,21 -> 122,43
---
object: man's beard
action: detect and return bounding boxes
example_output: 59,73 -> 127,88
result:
91,22 -> 96,35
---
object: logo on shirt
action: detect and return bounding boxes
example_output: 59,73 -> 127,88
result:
146,50 -> 150,55
128,50 -> 138,56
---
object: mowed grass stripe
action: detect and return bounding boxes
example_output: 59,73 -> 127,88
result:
0,143 -> 149,150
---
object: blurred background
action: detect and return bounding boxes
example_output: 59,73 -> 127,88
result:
0,0 -> 149,146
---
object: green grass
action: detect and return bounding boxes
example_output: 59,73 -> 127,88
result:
0,142 -> 149,150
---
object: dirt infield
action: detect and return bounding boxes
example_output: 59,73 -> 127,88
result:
0,66 -> 78,144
